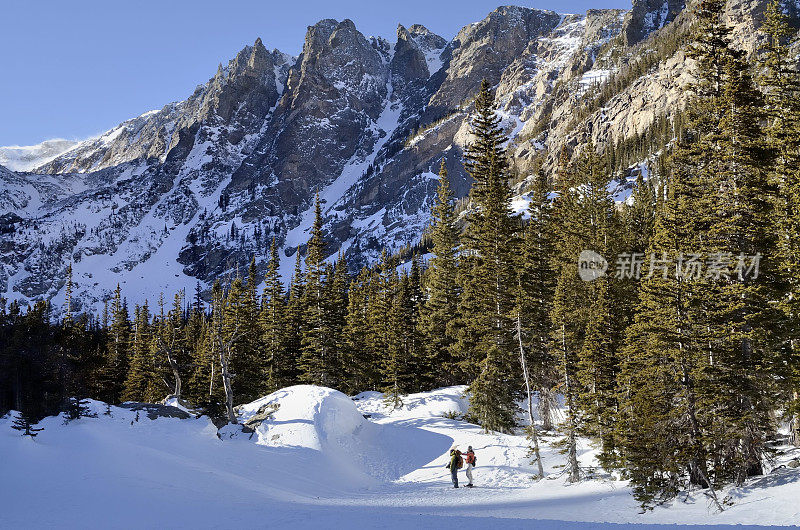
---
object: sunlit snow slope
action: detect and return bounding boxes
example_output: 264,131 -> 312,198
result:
1,386 -> 797,529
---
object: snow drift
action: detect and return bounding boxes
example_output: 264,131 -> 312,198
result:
237,385 -> 451,483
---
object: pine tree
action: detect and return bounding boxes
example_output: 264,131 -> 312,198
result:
706,28 -> 779,486
60,262 -> 91,412
406,257 -> 425,390
324,254 -> 350,389
122,301 -> 157,402
299,194 -> 334,385
383,269 -> 409,408
457,79 -> 521,433
187,311 -> 224,417
261,239 -> 288,393
224,277 -> 256,402
64,263 -> 74,326
759,0 -> 800,446
193,282 -> 204,313
154,292 -> 189,401
379,261 -> 424,404
574,142 -> 620,465
284,251 -> 306,385
514,282 -> 545,477
228,258 -> 265,402
617,177 -> 696,505
619,0 -> 780,504
102,298 -> 109,330
420,160 -> 461,386
100,284 -> 130,403
211,280 -> 238,423
63,396 -> 93,421
616,167 -> 658,376
342,267 -> 381,393
518,169 -> 558,431
548,142 -> 619,475
576,276 -> 617,466
12,411 -> 43,437
370,251 -> 396,392
551,265 -> 585,483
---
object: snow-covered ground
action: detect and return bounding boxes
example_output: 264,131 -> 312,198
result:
1,386 -> 798,529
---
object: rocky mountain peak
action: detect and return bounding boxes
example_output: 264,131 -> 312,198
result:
199,39 -> 282,127
392,24 -> 433,88
302,19 -> 348,54
295,19 -> 385,90
225,16 -> 391,224
428,6 -> 562,113
623,0 -> 686,45
217,38 -> 274,83
397,23 -> 413,40
407,24 -> 448,50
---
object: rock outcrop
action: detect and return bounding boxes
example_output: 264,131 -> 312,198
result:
622,0 -> 686,46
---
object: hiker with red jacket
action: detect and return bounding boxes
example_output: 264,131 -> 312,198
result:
463,446 -> 476,488
446,447 -> 463,488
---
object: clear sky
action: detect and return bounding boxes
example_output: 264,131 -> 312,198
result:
0,0 -> 630,146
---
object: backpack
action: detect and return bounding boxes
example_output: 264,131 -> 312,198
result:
447,450 -> 464,469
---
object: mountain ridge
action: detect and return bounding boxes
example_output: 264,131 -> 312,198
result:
0,0 -> 787,313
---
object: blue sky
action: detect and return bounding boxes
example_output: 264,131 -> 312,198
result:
0,0 -> 630,146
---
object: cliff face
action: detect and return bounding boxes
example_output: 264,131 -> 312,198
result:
0,0 -> 789,312
622,0 -> 686,45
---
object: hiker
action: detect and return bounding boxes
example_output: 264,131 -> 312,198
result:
446,447 -> 463,488
463,446 -> 476,487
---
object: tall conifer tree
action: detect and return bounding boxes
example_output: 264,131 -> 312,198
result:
421,160 -> 461,386
261,239 -> 288,393
457,79 -> 520,433
300,194 -> 332,385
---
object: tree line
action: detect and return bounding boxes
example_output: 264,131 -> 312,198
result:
1,0 -> 799,508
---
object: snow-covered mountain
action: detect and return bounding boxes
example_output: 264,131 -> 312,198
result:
0,140 -> 79,172
0,0 -> 785,312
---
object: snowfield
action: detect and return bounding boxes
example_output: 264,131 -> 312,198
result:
1,386 -> 798,529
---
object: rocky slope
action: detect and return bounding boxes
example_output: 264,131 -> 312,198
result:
0,0 -> 792,312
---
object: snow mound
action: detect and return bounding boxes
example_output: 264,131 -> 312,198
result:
354,386 -> 469,420
239,385 -> 364,451
238,385 -> 450,483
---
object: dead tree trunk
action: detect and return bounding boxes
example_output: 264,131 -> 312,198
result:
793,391 -> 800,447
538,385 -> 555,432
517,310 -> 544,478
167,351 -> 182,400
156,335 -> 182,400
218,338 -> 237,424
562,323 -> 580,483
